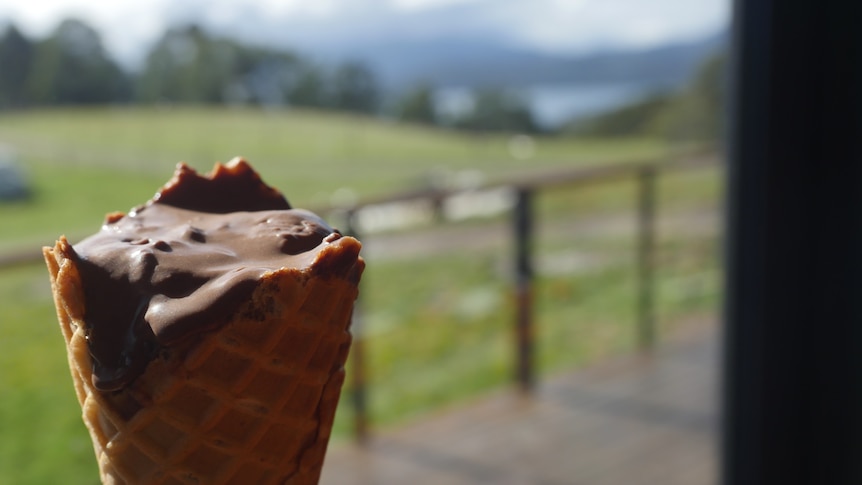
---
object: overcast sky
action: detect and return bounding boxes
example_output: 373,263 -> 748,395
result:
0,0 -> 730,67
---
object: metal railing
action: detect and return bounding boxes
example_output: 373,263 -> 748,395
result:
338,150 -> 719,442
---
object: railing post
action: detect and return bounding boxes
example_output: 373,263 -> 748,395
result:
344,209 -> 369,444
636,167 -> 657,350
513,188 -> 535,393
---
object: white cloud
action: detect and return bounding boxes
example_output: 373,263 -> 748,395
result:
0,0 -> 170,67
0,0 -> 730,67
493,0 -> 729,53
2,0 -> 155,34
390,0 -> 480,11
230,0 -> 341,19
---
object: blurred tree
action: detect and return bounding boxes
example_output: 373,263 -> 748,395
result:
395,84 -> 438,125
137,25 -> 230,103
330,62 -> 380,113
285,64 -> 328,108
455,88 -> 538,133
563,93 -> 673,137
658,51 -> 727,143
563,49 -> 727,142
27,18 -> 130,104
236,53 -> 304,106
137,24 -> 306,107
0,24 -> 35,108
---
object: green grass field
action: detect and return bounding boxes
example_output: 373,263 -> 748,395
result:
0,106 -> 670,251
0,107 -> 721,484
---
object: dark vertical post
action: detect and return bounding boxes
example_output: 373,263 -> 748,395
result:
636,166 -> 657,350
344,209 -> 369,444
513,188 -> 535,393
431,191 -> 446,223
723,0 -> 862,483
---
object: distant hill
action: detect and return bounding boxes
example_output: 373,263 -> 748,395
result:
318,29 -> 729,91
313,29 -> 729,128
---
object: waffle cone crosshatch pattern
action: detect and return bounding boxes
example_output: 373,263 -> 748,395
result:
42,160 -> 364,484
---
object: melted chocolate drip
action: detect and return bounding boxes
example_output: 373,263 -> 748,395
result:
71,159 -> 339,391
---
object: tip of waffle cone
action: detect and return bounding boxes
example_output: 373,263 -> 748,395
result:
309,236 -> 364,283
44,236 -> 87,325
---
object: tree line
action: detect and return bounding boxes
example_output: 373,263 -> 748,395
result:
1,18 -> 725,139
0,19 -> 540,133
0,20 -> 378,111
563,51 -> 726,143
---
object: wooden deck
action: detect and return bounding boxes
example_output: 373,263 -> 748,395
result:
320,320 -> 720,485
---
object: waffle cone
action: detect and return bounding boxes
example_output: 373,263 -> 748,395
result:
44,235 -> 364,485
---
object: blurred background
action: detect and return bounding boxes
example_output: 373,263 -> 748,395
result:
0,0 -> 727,483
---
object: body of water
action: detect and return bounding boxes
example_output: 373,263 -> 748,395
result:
435,82 -> 665,130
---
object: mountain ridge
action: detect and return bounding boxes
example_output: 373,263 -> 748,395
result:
311,28 -> 728,91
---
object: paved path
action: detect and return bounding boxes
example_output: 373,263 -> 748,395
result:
321,320 -> 720,485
